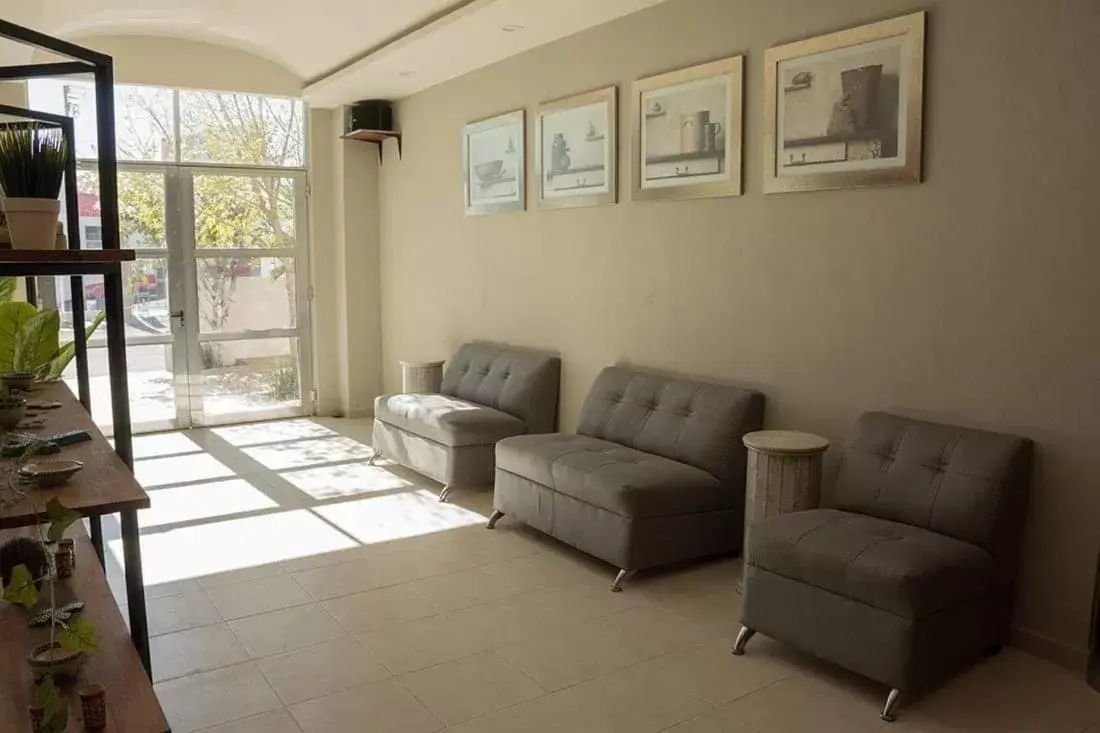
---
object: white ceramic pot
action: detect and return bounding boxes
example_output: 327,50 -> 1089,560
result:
3,197 -> 60,250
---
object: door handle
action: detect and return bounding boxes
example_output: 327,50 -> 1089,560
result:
170,310 -> 185,328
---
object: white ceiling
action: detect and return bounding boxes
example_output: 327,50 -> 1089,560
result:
0,0 -> 669,106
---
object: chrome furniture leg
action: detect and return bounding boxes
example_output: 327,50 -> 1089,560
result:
610,569 -> 635,593
486,510 -> 505,529
731,625 -> 756,656
881,688 -> 901,722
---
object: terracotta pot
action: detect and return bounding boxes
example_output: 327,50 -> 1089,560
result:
2,198 -> 60,250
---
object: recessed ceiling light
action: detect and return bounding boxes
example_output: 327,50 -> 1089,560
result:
502,24 -> 524,32
399,70 -> 416,77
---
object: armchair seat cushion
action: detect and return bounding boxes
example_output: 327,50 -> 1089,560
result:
747,508 -> 998,619
496,433 -> 721,519
375,393 -> 525,448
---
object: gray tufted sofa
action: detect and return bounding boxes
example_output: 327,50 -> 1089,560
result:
372,343 -> 560,502
733,412 -> 1033,722
487,366 -> 764,591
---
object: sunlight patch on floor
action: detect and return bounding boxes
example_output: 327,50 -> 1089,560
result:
211,419 -> 338,448
311,490 -> 487,545
109,509 -> 358,585
130,432 -> 205,460
241,436 -> 377,471
134,453 -> 237,489
137,478 -> 279,528
278,461 -> 412,500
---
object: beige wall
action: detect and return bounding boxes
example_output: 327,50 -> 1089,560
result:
378,0 -> 1100,665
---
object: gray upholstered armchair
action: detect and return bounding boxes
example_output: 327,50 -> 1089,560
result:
372,343 -> 560,502
733,412 -> 1033,722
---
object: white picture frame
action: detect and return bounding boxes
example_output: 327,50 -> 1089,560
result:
633,56 -> 744,202
535,86 -> 618,210
463,110 -> 525,215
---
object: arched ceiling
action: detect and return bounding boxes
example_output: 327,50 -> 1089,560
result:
0,0 -> 670,105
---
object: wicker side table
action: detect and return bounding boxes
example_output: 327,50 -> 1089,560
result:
400,360 -> 445,394
737,430 -> 830,592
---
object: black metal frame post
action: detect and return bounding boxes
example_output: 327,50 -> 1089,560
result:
0,19 -> 150,678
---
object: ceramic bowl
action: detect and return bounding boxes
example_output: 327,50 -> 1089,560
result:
19,459 -> 84,488
0,396 -> 26,429
2,372 -> 35,393
27,642 -> 85,682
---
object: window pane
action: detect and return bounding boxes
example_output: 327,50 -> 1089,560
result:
194,174 -> 297,248
69,169 -> 167,249
180,91 -> 304,167
196,257 -> 297,333
27,79 -> 175,162
199,337 -> 301,420
62,343 -> 177,431
62,257 -> 169,337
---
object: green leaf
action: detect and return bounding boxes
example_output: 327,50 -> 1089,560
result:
0,277 -> 15,302
58,617 -> 98,655
2,564 -> 40,609
43,310 -> 105,382
0,300 -> 37,374
12,307 -> 60,374
36,677 -> 68,733
45,498 -> 81,543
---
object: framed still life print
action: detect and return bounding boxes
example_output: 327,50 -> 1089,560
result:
463,110 -> 525,215
633,55 -> 743,202
535,86 -> 618,209
764,11 -> 926,194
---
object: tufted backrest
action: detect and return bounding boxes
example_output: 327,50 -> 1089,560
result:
577,367 -> 764,490
441,343 -> 561,433
830,412 -> 1033,570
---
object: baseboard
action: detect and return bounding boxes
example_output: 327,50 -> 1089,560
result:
1011,626 -> 1088,675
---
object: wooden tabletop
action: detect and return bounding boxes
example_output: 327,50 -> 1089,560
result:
0,383 -> 150,530
743,430 -> 830,455
0,525 -> 170,733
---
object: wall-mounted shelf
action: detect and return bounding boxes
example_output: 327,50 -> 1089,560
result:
646,150 -> 725,165
342,128 -> 403,164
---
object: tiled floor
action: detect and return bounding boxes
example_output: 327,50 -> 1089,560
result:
94,417 -> 1099,732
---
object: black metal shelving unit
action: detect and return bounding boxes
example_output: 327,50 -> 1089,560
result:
0,19 -> 151,676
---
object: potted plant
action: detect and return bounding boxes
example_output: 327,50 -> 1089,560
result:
1,434 -> 98,733
0,124 -> 67,250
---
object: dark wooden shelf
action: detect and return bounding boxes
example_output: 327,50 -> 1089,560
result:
341,129 -> 403,164
0,250 -> 136,263
0,383 -> 150,530
0,525 -> 170,733
783,130 -> 885,149
646,150 -> 725,164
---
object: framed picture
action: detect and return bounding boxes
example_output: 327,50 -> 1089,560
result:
764,11 -> 926,194
535,86 -> 617,209
633,55 -> 743,202
463,110 -> 525,215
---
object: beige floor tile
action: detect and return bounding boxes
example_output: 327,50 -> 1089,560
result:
147,592 -> 223,637
399,650 -> 544,725
406,565 -> 536,613
279,545 -> 376,574
147,578 -> 203,600
155,662 -> 282,733
494,614 -> 662,692
908,649 -> 1100,732
289,678 -> 443,733
257,637 -> 391,705
206,574 -> 313,620
711,673 -> 887,733
197,562 -> 286,590
482,550 -> 599,588
322,584 -> 439,633
229,604 -> 346,658
358,612 -> 494,674
195,709 -> 303,733
636,642 -> 795,708
151,623 -> 250,683
292,557 -> 394,601
545,653 -> 716,733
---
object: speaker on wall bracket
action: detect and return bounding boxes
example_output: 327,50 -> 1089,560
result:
342,99 -> 402,164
